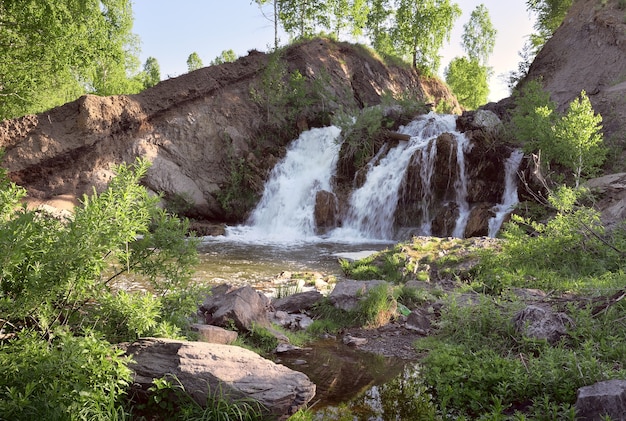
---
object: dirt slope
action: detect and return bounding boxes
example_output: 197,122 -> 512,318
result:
0,38 -> 459,221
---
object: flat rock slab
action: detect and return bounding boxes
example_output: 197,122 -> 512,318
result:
125,337 -> 315,420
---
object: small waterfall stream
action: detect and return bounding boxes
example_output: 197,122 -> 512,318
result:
243,126 -> 342,242
488,149 -> 524,237
228,112 -> 522,242
331,113 -> 472,240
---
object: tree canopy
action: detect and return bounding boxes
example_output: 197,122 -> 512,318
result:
0,0 -> 144,120
445,4 -> 495,109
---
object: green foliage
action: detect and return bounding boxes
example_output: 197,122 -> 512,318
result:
277,0 -> 330,38
0,157 -> 204,418
416,294 -> 626,418
445,57 -> 490,110
462,4 -> 497,65
512,82 -> 606,187
142,56 -> 161,89
526,0 -> 573,50
445,4 -> 495,109
250,52 -> 289,123
137,375 -> 267,421
210,50 -> 237,66
217,154 -> 257,221
239,324 -> 280,354
0,0 -> 143,119
393,0 -> 461,73
187,52 -> 204,71
0,328 -> 132,420
511,79 -> 558,157
354,283 -> 397,327
552,90 -> 606,187
473,187 -> 626,294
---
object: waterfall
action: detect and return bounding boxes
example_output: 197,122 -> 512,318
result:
245,126 -> 342,241
238,112 -> 517,243
488,149 -> 524,237
331,112 -> 472,240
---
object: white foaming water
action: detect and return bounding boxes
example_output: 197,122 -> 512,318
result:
330,112 -> 471,240
488,149 -> 524,237
222,113 -> 518,245
241,126 -> 342,242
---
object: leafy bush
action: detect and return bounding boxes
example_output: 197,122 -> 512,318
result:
135,375 -> 267,421
0,157 -> 204,418
0,329 -> 132,421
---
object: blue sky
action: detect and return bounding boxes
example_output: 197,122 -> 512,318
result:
131,0 -> 535,102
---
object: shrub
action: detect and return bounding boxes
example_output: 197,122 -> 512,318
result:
0,157 -> 202,417
0,329 -> 132,420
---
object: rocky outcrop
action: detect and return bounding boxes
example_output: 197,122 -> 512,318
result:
513,305 -> 574,344
523,0 -> 626,168
585,173 -> 626,229
0,38 -> 460,222
125,337 -> 315,420
576,380 -> 626,421
199,285 -> 271,331
328,280 -> 392,312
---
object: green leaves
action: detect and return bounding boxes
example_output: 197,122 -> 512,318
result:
393,0 -> 462,73
444,57 -> 490,110
512,82 -> 606,187
0,0 -> 142,119
444,4 -> 495,109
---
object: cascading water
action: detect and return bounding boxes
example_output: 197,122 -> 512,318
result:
242,126 -> 342,242
488,149 -> 524,237
230,112 -> 521,243
331,112 -> 472,240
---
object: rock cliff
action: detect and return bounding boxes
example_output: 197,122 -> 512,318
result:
524,0 -> 626,170
0,38 -> 460,222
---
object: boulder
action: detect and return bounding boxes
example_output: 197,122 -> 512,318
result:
575,379 -> 626,421
314,190 -> 338,233
200,285 -> 271,331
125,338 -> 315,420
191,324 -> 238,345
273,290 -> 324,313
405,308 -> 432,335
585,173 -> 626,229
328,280 -> 389,312
513,305 -> 574,344
271,311 -> 314,331
473,109 -> 502,130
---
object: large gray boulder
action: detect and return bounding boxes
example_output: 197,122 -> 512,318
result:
575,380 -> 626,420
200,285 -> 271,331
329,280 -> 390,312
513,305 -> 574,344
125,337 -> 316,420
272,290 -> 323,313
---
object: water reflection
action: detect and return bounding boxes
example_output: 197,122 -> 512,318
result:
276,339 -> 406,408
313,364 -> 437,420
194,237 -> 392,287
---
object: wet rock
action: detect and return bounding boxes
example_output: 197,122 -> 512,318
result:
275,343 -> 306,353
125,337 -> 315,421
273,290 -> 323,313
405,308 -> 432,335
342,334 -> 368,347
200,285 -> 271,332
513,305 -> 574,344
271,311 -> 314,331
328,280 -> 389,312
314,190 -> 338,233
463,203 -> 494,237
575,379 -> 626,421
191,324 -> 238,344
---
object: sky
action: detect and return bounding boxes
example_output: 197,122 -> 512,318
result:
131,1 -> 536,102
